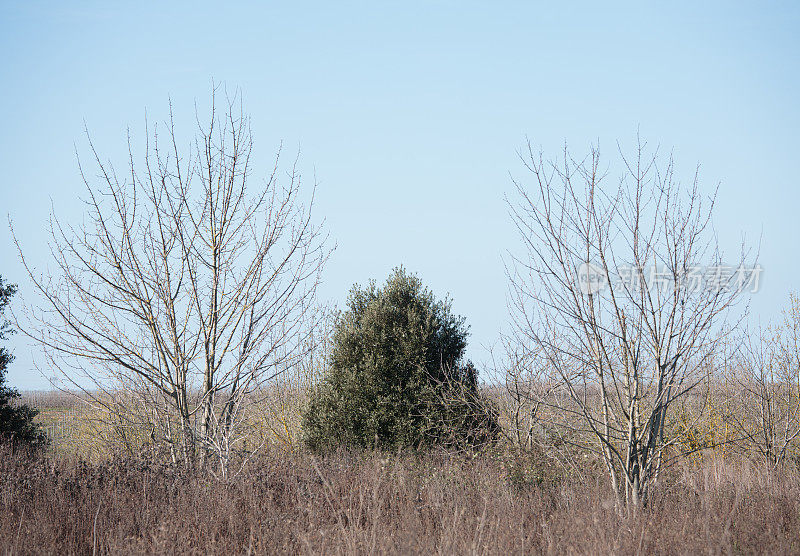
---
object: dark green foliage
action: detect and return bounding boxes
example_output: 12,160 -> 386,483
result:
302,267 -> 499,452
0,277 -> 46,448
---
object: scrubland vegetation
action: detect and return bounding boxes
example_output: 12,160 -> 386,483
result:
2,94 -> 799,554
4,328 -> 800,554
2,421 -> 800,554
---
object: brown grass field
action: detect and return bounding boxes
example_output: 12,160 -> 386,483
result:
0,390 -> 798,554
1,442 -> 799,555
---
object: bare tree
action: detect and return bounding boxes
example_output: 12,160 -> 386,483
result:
13,90 -> 331,474
506,138 -> 754,509
489,340 -> 556,452
729,295 -> 800,469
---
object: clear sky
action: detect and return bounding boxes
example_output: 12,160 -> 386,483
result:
1,2 -> 798,389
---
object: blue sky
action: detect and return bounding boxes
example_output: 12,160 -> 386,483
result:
1,2 -> 799,388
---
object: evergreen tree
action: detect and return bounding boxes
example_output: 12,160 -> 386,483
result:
0,277 -> 46,447
302,268 -> 498,451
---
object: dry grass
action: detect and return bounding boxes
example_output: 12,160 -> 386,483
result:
1,442 -> 799,555
7,387 -> 800,554
17,385 -> 313,461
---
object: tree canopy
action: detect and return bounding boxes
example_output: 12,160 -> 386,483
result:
302,267 -> 498,451
0,277 -> 46,447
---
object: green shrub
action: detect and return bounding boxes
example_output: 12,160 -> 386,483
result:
0,277 -> 47,448
302,267 -> 498,452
